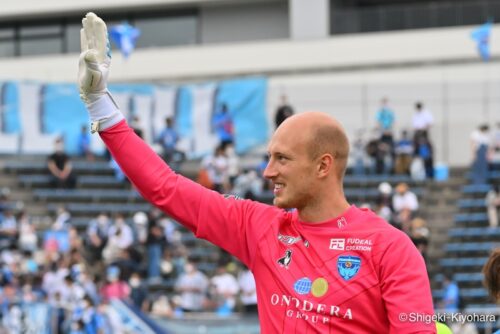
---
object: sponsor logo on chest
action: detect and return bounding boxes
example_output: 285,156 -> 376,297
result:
329,238 -> 373,251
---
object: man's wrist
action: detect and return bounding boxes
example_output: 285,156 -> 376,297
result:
87,92 -> 125,133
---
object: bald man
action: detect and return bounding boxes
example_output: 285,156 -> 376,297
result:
79,12 -> 435,334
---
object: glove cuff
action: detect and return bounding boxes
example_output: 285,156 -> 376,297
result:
87,92 -> 125,133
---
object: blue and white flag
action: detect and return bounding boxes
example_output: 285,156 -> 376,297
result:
109,22 -> 141,59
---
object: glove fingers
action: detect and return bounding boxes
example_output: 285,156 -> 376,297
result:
80,28 -> 88,53
93,18 -> 110,64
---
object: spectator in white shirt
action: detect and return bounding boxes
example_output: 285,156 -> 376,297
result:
412,102 -> 433,141
210,263 -> 240,312
103,214 -> 133,263
392,182 -> 419,233
175,261 -> 209,312
238,267 -> 258,314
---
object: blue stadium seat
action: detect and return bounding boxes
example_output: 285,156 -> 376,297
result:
444,242 -> 499,252
457,199 -> 487,209
439,257 -> 489,267
33,188 -> 142,201
454,213 -> 488,224
47,203 -> 151,215
449,227 -> 500,238
461,184 -> 492,194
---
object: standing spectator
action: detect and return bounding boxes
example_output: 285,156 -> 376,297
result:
394,130 -> 414,175
392,183 -> 419,233
146,209 -> 166,281
274,94 -> 295,129
486,185 -> 500,228
157,117 -> 184,168
77,125 -> 94,161
175,261 -> 209,312
414,133 -> 434,179
48,137 -> 77,189
238,267 -> 258,314
375,97 -> 395,134
412,101 -> 433,141
130,115 -> 144,139
351,130 -> 367,176
213,103 -> 234,146
210,263 -> 240,313
492,122 -> 500,164
225,142 -> 240,189
470,124 -> 492,185
438,273 -> 460,313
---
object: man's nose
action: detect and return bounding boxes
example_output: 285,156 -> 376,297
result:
262,160 -> 275,179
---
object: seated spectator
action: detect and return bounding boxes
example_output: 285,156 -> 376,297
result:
102,214 -> 133,264
374,182 -> 394,224
392,183 -> 419,233
47,137 -> 76,189
150,295 -> 174,318
85,213 -> 111,263
175,261 -> 209,312
0,209 -> 17,249
129,272 -> 148,311
394,130 -> 413,175
210,263 -> 240,314
157,117 -> 184,170
17,210 -> 37,252
437,273 -> 460,313
232,169 -> 263,200
409,217 -> 429,262
100,266 -> 130,301
52,205 -> 71,231
486,185 -> 500,228
201,145 -> 229,193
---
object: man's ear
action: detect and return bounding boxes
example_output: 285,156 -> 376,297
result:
317,153 -> 334,178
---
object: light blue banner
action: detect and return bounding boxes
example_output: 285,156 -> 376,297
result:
0,77 -> 269,156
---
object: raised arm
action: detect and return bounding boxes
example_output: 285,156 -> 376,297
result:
77,13 -> 278,267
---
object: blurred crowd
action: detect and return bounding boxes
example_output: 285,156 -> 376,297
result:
0,95 -> 498,333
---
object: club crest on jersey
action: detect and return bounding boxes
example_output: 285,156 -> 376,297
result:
277,249 -> 293,269
337,255 -> 361,281
278,233 -> 302,245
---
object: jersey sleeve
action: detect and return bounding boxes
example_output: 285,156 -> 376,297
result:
99,120 -> 280,268
378,232 -> 436,334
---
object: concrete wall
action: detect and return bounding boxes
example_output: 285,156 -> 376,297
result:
268,63 -> 500,167
289,0 -> 329,40
200,1 -> 288,44
0,24 -> 497,166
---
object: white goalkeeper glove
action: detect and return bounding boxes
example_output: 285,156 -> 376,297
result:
79,12 -> 123,133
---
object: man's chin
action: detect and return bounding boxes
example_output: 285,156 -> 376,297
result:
273,198 -> 292,209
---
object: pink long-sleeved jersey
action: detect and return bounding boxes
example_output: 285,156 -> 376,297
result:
100,120 -> 436,334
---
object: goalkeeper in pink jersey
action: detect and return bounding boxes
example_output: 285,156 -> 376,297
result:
79,13 -> 436,333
